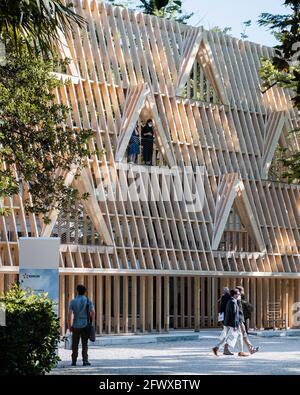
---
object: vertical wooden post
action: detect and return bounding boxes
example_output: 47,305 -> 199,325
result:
194,276 -> 200,332
105,275 -> 111,334
288,279 -> 294,328
201,277 -> 205,327
0,274 -> 4,294
164,276 -> 169,332
262,278 -> 269,328
59,275 -> 65,335
131,276 -> 137,333
250,278 -> 256,329
156,276 -> 161,332
207,277 -> 212,327
257,278 -> 263,329
96,275 -> 103,335
88,275 -> 94,301
187,277 -> 192,328
140,276 -> 146,333
114,276 -> 120,334
213,277 -> 218,327
180,277 -> 185,328
295,279 -> 300,328
123,275 -> 129,333
270,278 -> 275,304
281,279 -> 287,329
174,277 -> 178,329
147,276 -> 153,332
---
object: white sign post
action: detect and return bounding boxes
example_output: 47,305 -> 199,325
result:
19,238 -> 60,315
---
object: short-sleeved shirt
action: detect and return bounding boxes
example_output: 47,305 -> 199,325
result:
69,295 -> 94,329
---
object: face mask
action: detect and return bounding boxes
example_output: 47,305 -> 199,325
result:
237,295 -> 241,300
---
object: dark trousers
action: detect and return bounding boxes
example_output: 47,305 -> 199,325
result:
142,141 -> 153,164
72,327 -> 89,363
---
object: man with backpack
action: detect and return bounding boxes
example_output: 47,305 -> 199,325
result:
67,284 -> 95,366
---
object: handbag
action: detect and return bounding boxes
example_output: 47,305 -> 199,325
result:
86,299 -> 96,342
64,329 -> 73,350
218,312 -> 224,322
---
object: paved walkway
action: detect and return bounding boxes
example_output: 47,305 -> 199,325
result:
52,330 -> 300,375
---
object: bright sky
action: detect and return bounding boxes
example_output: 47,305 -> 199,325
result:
125,0 -> 289,47
181,0 -> 288,47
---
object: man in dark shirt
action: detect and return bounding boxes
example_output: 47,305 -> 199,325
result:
67,284 -> 95,366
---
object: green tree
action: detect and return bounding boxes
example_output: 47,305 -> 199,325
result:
258,0 -> 300,182
0,44 -> 93,219
0,0 -> 85,56
108,0 -> 193,24
0,285 -> 60,375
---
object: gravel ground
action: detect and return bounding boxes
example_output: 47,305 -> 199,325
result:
51,331 -> 300,375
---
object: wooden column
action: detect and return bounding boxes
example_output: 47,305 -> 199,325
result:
131,276 -> 137,333
257,278 -> 263,329
77,275 -> 84,288
114,276 -> 120,334
67,275 -> 75,304
156,276 -> 162,332
174,277 -> 178,329
123,275 -> 129,333
213,277 -> 218,327
105,276 -> 111,334
281,279 -> 288,329
250,278 -> 256,329
207,277 -> 212,327
59,275 -> 65,335
96,275 -> 103,335
147,276 -> 153,332
295,279 -> 300,328
164,276 -> 169,332
87,275 -> 94,301
194,276 -> 200,332
187,277 -> 192,328
140,276 -> 146,333
288,279 -> 295,328
270,278 -> 276,305
200,277 -> 205,327
0,274 -> 4,294
262,278 -> 269,328
180,277 -> 185,328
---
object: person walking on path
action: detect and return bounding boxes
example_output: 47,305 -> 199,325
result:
218,287 -> 232,355
212,289 -> 249,357
141,119 -> 155,165
67,284 -> 95,366
128,126 -> 140,164
236,285 -> 259,355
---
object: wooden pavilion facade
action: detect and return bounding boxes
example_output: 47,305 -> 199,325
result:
0,0 -> 299,334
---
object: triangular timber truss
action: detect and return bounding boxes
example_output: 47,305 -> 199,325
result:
41,167 -> 113,245
175,28 -> 229,105
52,29 -> 80,84
115,83 -> 176,167
261,111 -> 288,178
212,173 -> 265,252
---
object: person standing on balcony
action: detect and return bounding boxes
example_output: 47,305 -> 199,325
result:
141,119 -> 155,165
128,126 -> 140,164
67,284 -> 95,367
